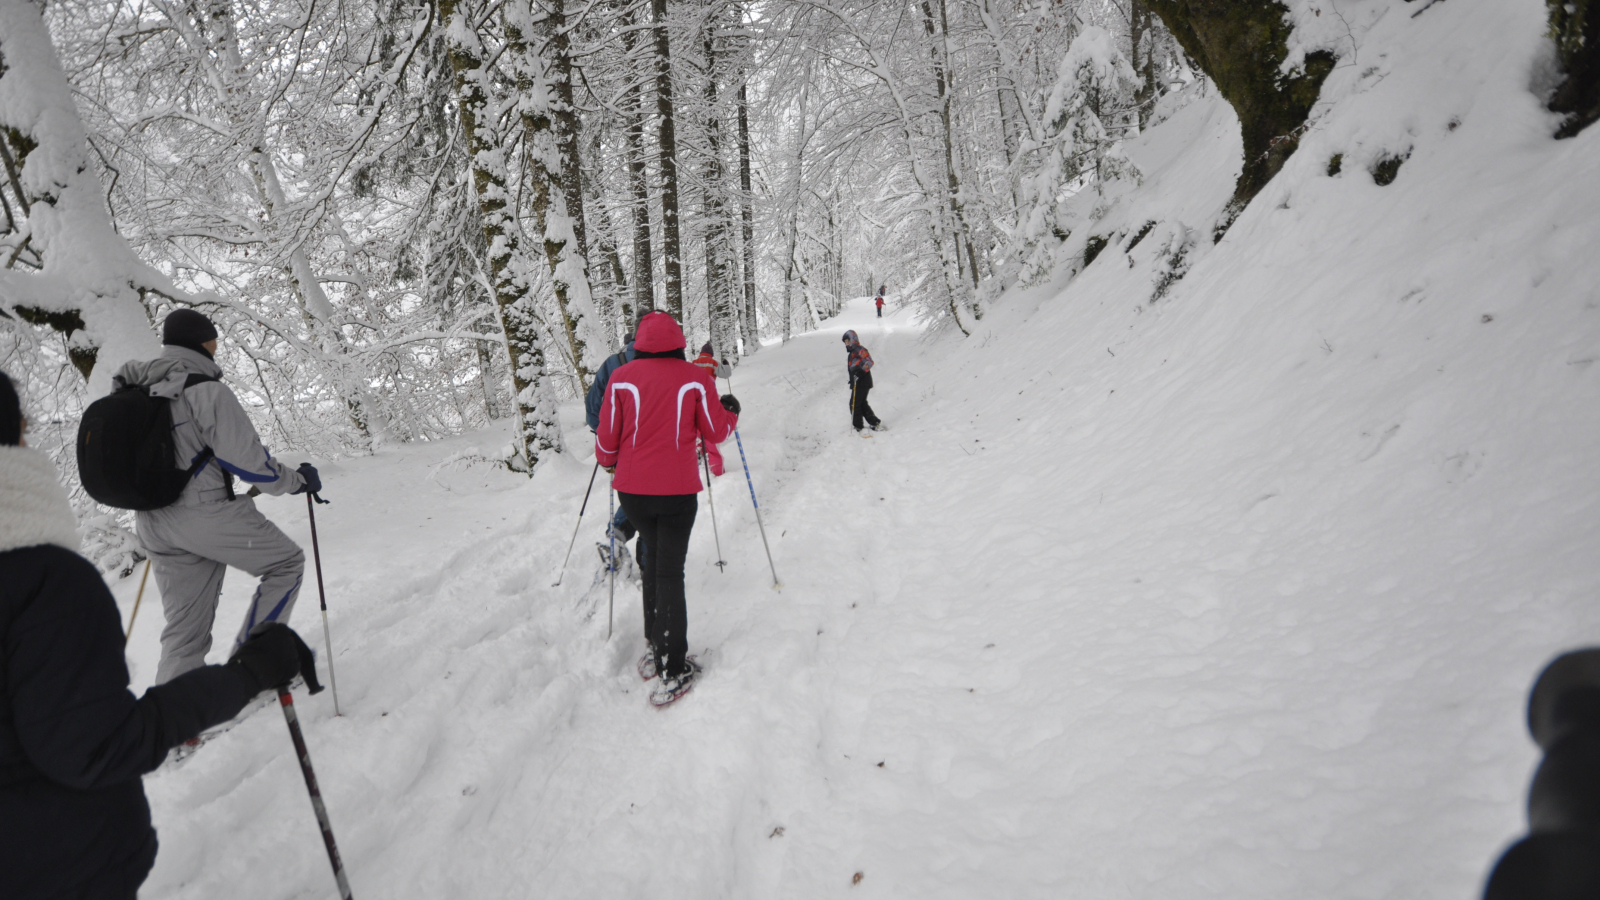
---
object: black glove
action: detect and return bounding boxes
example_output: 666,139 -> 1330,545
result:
227,622 -> 323,695
720,394 -> 741,415
292,462 -> 321,495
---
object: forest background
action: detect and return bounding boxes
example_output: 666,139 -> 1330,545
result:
2,0 -> 1593,577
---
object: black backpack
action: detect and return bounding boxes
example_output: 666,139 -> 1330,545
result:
77,374 -> 221,511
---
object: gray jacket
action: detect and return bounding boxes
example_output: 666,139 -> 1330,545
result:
113,347 -> 304,506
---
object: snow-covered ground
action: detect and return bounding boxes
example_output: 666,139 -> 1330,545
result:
106,1 -> 1600,897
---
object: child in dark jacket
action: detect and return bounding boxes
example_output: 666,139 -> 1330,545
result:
842,330 -> 883,432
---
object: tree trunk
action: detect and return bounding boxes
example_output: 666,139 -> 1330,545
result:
1130,0 -> 1157,131
700,4 -> 737,360
582,125 -> 627,343
737,77 -> 759,355
621,5 -> 654,323
439,0 -> 561,468
510,0 -> 598,390
651,0 -> 685,319
921,0 -> 982,295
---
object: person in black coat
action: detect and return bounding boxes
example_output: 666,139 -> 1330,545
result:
0,370 -> 312,900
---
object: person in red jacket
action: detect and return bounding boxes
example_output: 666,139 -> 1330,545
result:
875,292 -> 884,317
692,342 -> 717,372
690,343 -> 727,477
595,312 -> 739,706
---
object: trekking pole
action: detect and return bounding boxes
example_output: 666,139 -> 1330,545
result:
125,558 -> 151,647
306,494 -> 341,716
553,461 -> 601,587
607,477 -> 617,640
278,675 -> 354,900
732,429 -> 780,589
701,449 -> 726,572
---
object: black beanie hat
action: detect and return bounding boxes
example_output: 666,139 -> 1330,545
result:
162,309 -> 219,357
0,370 -> 21,447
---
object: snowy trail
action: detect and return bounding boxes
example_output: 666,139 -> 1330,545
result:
109,280 -> 1596,899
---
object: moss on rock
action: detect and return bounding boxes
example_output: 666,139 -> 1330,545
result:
1146,0 -> 1334,214
1549,0 -> 1600,137
1370,150 -> 1408,186
1083,235 -> 1109,268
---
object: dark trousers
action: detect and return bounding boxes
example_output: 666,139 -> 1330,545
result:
876,306 -> 882,317
851,371 -> 880,430
617,492 -> 698,678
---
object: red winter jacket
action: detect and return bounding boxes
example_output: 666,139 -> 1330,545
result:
693,350 -> 717,371
596,315 -> 737,494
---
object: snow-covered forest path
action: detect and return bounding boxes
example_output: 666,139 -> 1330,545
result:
121,298 -> 1072,899
117,282 -> 1597,899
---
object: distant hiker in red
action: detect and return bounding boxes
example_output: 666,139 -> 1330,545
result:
690,343 -> 727,476
875,293 -> 884,317
693,342 -> 717,372
596,312 -> 740,706
843,330 -> 884,433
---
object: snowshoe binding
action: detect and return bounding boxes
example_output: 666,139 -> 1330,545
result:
649,657 -> 701,708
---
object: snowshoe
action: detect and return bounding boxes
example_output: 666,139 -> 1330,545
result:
597,542 -> 637,580
649,657 -> 701,708
638,653 -> 658,682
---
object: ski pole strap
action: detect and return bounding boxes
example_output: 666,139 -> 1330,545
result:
309,491 -> 330,505
734,429 -> 759,510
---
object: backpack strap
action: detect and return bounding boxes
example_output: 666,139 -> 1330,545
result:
176,373 -> 233,500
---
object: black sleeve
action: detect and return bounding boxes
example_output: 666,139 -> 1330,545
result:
7,547 -> 252,790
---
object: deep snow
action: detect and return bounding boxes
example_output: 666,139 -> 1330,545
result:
97,0 -> 1600,897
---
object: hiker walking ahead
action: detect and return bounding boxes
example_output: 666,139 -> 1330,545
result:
690,343 -> 728,477
874,291 -> 884,317
843,330 -> 884,433
114,310 -> 321,684
0,370 -> 311,900
587,330 -> 641,553
595,312 -> 739,706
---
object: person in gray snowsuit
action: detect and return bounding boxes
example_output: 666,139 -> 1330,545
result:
114,310 -> 321,684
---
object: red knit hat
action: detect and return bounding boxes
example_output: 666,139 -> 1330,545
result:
634,311 -> 686,352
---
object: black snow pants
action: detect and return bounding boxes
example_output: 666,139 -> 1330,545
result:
617,492 -> 698,679
850,371 -> 881,431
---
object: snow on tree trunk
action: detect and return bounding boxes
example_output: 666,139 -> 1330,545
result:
621,6 -> 655,323
652,0 -> 685,320
700,3 -> 737,362
440,0 -> 561,469
0,0 -> 173,394
509,0 -> 603,390
737,76 -> 759,356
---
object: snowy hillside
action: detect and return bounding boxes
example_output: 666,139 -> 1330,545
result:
102,1 -> 1600,897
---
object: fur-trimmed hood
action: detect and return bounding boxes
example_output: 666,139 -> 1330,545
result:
0,446 -> 81,554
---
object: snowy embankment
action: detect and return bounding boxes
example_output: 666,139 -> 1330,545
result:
111,0 -> 1600,897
